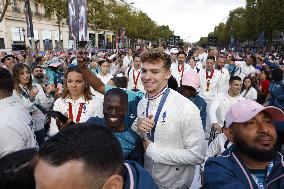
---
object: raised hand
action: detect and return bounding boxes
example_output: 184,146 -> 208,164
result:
136,114 -> 154,133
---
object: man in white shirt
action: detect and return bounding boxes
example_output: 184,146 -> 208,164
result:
170,48 -> 178,63
0,68 -> 38,158
197,47 -> 207,69
133,50 -> 206,188
122,48 -> 133,69
125,53 -> 144,92
209,76 -> 244,133
234,55 -> 256,80
170,51 -> 191,87
215,56 -> 230,93
199,56 -> 222,135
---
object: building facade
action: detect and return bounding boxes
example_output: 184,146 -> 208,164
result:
0,0 -> 114,51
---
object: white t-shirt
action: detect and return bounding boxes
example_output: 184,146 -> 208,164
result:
234,61 -> 256,80
125,67 -> 145,92
123,55 -> 133,68
97,73 -> 113,85
49,95 -> 104,136
209,92 -> 244,125
241,87 -> 258,101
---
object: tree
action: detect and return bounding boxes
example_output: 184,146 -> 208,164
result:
225,7 -> 247,43
88,0 -> 112,31
255,0 -> 284,45
213,22 -> 229,46
0,0 -> 10,22
35,0 -> 68,48
196,37 -> 208,46
156,25 -> 173,40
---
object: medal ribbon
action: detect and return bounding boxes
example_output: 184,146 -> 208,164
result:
178,64 -> 185,78
69,103 -> 84,123
145,88 -> 170,142
206,69 -> 214,91
132,69 -> 141,90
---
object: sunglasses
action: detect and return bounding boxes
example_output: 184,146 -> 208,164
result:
6,57 -> 15,61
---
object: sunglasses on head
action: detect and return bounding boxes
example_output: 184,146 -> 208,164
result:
6,57 -> 15,61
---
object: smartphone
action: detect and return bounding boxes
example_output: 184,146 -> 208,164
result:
47,110 -> 72,124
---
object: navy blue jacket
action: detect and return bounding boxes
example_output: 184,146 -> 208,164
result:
189,95 -> 207,129
86,117 -> 144,166
204,145 -> 284,189
123,161 -> 158,189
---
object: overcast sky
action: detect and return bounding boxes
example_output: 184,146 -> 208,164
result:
129,0 -> 246,42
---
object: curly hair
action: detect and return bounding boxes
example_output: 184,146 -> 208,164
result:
140,49 -> 171,70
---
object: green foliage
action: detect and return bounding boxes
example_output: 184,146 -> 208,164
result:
197,0 -> 284,46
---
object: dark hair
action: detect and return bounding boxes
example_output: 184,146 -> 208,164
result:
105,88 -> 128,105
271,68 -> 283,82
132,52 -> 141,60
98,59 -> 109,66
110,76 -> 128,88
12,63 -> 33,94
0,67 -> 14,96
140,49 -> 171,70
250,55 -> 257,64
168,76 -> 178,91
39,124 -> 123,179
34,56 -> 43,64
241,76 -> 254,92
0,148 -> 37,189
177,51 -> 187,58
229,76 -> 242,84
187,56 -> 196,62
31,64 -> 42,72
206,56 -> 216,62
261,69 -> 270,80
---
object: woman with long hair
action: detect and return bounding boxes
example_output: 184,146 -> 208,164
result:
13,63 -> 54,147
97,59 -> 113,85
240,76 -> 257,101
49,67 -> 103,136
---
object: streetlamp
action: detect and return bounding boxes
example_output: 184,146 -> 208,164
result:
22,28 -> 26,44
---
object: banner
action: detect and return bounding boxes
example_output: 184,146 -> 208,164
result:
68,0 -> 87,41
120,28 -> 126,48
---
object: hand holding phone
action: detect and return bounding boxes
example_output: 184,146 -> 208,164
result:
47,110 -> 73,125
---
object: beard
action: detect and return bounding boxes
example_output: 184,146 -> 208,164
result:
216,65 -> 223,70
234,133 -> 277,162
34,75 -> 43,79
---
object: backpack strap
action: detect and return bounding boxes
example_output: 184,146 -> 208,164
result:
127,67 -> 132,78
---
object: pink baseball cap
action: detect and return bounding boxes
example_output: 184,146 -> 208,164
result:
225,99 -> 284,128
181,71 -> 200,90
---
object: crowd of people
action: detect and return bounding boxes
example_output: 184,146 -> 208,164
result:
0,45 -> 284,189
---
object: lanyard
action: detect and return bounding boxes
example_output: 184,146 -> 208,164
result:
69,102 -> 84,123
206,69 -> 214,91
145,88 -> 170,142
250,161 -> 273,189
132,69 -> 141,90
178,64 -> 185,78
